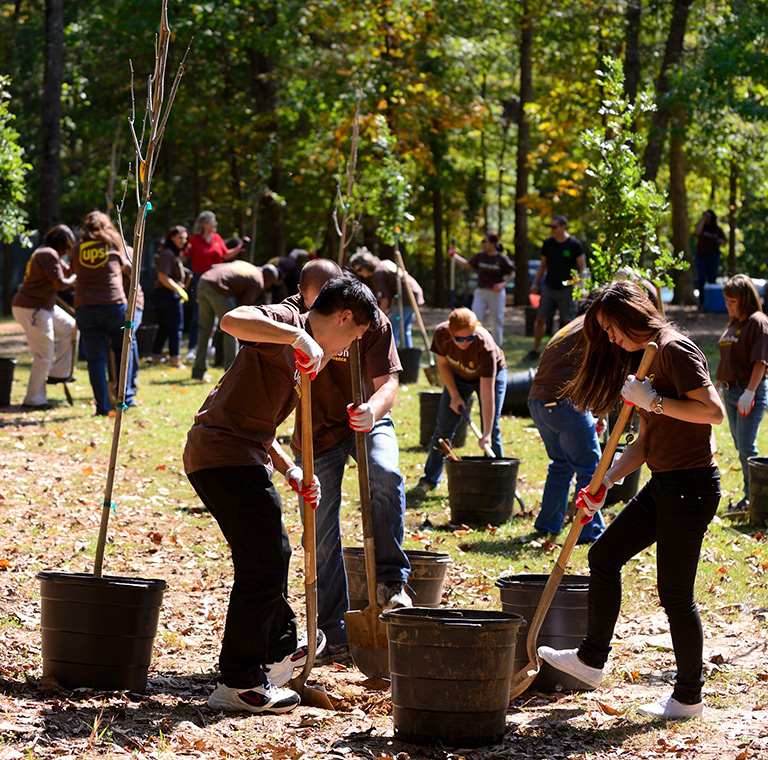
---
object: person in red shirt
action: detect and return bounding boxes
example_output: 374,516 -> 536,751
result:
11,225 -> 77,409
184,211 -> 242,359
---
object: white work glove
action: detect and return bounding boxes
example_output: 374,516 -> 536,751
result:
284,465 -> 321,509
291,331 -> 323,380
738,388 -> 755,417
621,374 -> 657,412
576,476 -> 613,524
347,402 -> 375,432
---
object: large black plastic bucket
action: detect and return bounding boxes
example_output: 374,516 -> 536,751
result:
446,456 -> 521,525
524,306 -> 553,337
343,548 -> 451,610
382,607 -> 525,747
397,347 -> 422,385
605,445 -> 643,506
38,571 -> 167,692
135,324 -> 158,359
747,456 -> 768,526
418,390 -> 472,448
496,573 -> 591,692
0,357 -> 17,406
502,369 -> 536,417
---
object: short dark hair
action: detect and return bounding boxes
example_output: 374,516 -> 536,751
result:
552,215 -> 568,227
311,271 -> 380,330
299,258 -> 342,291
43,225 -> 76,254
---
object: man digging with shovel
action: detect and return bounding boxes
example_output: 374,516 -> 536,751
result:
183,273 -> 379,714
275,259 -> 412,664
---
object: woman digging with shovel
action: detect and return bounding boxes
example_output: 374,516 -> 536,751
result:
538,280 -> 723,719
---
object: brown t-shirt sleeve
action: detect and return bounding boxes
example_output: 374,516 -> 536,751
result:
715,313 -> 768,382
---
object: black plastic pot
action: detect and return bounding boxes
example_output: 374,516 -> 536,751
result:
0,357 -> 17,406
418,390 -> 472,448
604,445 -> 643,506
496,573 -> 591,692
343,548 -> 451,610
382,607 -> 525,747
38,571 -> 167,692
135,324 -> 159,359
398,347 -> 422,385
446,456 -> 521,526
502,369 -> 536,417
747,456 -> 768,526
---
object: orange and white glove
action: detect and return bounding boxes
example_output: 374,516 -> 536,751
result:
291,331 -> 323,380
285,465 -> 321,509
738,389 -> 755,417
576,475 -> 613,524
621,374 -> 656,411
347,402 -> 375,432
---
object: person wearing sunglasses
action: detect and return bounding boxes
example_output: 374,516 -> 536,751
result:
413,307 -> 507,494
525,215 -> 586,362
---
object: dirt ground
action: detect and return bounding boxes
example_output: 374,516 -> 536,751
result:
0,306 -> 766,760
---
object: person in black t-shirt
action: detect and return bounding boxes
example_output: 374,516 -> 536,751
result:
525,215 -> 586,362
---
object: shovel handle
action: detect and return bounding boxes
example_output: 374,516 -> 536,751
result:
459,405 -> 496,458
394,249 -> 434,366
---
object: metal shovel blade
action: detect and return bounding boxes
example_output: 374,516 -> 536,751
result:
344,605 -> 389,679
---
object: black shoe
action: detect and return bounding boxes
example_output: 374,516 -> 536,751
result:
523,349 -> 540,362
46,376 -> 75,384
726,497 -> 749,515
21,403 -> 53,411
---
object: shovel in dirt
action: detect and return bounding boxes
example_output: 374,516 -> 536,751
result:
508,341 -> 658,699
343,340 -> 390,679
394,249 -> 440,387
288,372 -> 336,709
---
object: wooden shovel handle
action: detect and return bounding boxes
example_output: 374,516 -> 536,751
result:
394,249 -> 434,365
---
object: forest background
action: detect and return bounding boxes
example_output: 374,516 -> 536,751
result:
1,0 -> 768,311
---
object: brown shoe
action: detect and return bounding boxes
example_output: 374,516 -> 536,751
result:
170,357 -> 185,368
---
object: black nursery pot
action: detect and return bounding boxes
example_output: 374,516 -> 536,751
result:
38,571 -> 167,692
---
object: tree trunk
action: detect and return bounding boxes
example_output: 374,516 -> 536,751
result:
39,0 -> 64,235
642,0 -> 692,183
668,104 -> 695,305
513,0 -> 533,306
728,160 -> 737,277
623,0 -> 641,108
432,181 -> 445,307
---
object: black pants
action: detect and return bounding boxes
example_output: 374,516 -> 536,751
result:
188,465 -> 298,689
578,466 -> 720,704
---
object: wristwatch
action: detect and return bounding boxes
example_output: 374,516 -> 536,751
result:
652,395 -> 664,415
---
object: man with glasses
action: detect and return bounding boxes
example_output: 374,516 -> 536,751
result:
525,216 -> 586,362
413,307 -> 507,495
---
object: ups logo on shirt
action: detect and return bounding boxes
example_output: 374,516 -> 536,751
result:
78,241 -> 110,269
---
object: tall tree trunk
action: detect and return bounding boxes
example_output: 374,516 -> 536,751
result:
668,104 -> 694,304
623,0 -> 641,108
728,160 -> 737,277
429,127 -> 446,307
513,0 -> 533,306
39,0 -> 64,234
642,0 -> 692,183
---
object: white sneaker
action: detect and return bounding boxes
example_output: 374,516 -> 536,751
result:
376,581 -> 413,610
638,695 -> 703,719
185,349 -> 197,361
207,681 -> 299,714
537,646 -> 603,689
263,629 -> 327,687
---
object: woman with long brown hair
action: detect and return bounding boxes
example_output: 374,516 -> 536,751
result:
538,280 -> 723,719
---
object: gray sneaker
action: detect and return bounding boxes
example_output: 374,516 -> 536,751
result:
638,695 -> 703,719
263,629 -> 327,687
207,681 -> 299,714
537,646 -> 603,689
376,581 -> 413,610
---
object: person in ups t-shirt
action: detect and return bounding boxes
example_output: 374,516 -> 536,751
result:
538,280 -> 724,720
11,225 -> 77,409
715,274 -> 768,513
527,314 -> 605,543
184,272 -> 378,715
414,307 -> 507,494
70,210 -> 135,415
273,259 -> 411,662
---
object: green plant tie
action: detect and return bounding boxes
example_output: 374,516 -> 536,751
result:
120,402 -> 128,411
104,501 -> 117,516
123,321 -> 134,330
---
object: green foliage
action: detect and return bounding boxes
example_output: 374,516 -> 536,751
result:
581,57 -> 684,290
0,76 -> 30,244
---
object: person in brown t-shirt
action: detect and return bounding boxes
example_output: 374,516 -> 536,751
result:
715,274 -> 768,512
538,280 -> 724,720
415,307 -> 507,493
527,315 -> 605,542
273,259 -> 411,661
11,225 -> 77,409
184,272 -> 379,715
151,225 -> 189,367
348,248 -> 425,349
191,260 -> 280,380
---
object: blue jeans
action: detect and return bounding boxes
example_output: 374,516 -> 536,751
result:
296,417 -> 409,647
579,466 -> 720,704
722,379 -> 768,498
76,303 -> 135,415
422,368 -> 507,486
129,306 -> 142,399
390,306 -> 415,349
152,288 -> 184,358
193,280 -> 237,378
529,398 -> 605,542
695,252 -> 720,307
